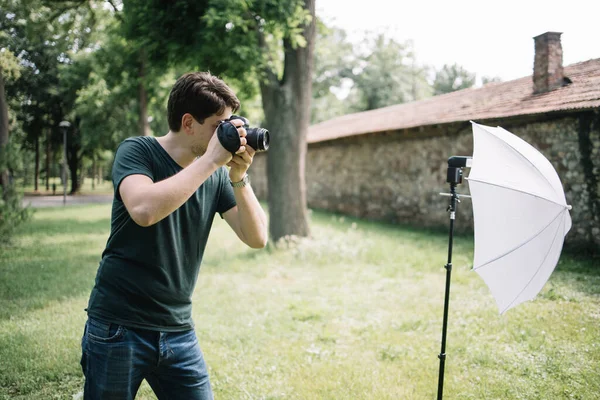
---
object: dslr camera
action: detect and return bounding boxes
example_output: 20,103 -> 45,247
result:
216,115 -> 270,154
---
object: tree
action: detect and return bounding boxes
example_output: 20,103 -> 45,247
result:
1,0 -> 91,193
260,0 -> 315,242
122,0 -> 316,242
433,63 -> 476,95
16,0 -> 159,193
1,0 -> 149,199
0,64 -> 11,191
0,50 -> 18,188
58,45 -> 142,190
354,35 -> 412,110
342,34 -> 432,112
0,47 -> 20,181
482,75 -> 502,85
0,3 -> 31,242
310,24 -> 355,123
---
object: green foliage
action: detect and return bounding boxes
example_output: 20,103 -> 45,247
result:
0,106 -> 34,187
0,144 -> 32,245
3,0 -> 314,197
59,48 -> 137,150
1,0 -> 165,194
122,0 -> 211,68
347,34 -> 432,112
1,0 -> 65,140
482,75 -> 503,85
433,63 -> 476,95
310,23 -> 355,123
122,0 -> 309,85
0,183 -> 32,245
311,91 -> 350,124
0,49 -> 21,81
311,29 -> 434,121
312,23 -> 355,97
1,0 -> 89,193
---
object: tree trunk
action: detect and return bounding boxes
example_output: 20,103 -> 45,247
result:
0,65 -> 9,191
45,130 -> 51,191
138,57 -> 151,137
52,147 -> 58,195
67,124 -> 82,194
68,156 -> 80,195
92,154 -> 96,190
34,134 -> 40,191
53,147 -> 58,187
260,0 -> 315,243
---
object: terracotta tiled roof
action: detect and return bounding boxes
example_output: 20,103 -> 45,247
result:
308,58 -> 600,144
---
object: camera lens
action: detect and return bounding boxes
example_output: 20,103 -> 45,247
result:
246,128 -> 270,152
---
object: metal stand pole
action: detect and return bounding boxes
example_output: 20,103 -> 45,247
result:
436,156 -> 471,400
437,181 -> 458,400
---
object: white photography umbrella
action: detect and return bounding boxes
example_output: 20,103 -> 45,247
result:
467,122 -> 572,314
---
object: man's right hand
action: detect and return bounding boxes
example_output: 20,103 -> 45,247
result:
205,120 -> 247,166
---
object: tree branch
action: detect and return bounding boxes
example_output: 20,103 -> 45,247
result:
105,0 -> 124,21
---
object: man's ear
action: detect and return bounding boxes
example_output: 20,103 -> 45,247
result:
181,113 -> 195,135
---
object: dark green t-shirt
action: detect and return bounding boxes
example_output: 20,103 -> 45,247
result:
86,136 -> 236,332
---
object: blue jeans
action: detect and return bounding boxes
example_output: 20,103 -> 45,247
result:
80,317 -> 213,400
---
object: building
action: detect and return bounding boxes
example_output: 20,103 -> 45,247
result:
251,32 -> 600,251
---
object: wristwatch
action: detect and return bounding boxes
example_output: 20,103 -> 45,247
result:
230,174 -> 250,188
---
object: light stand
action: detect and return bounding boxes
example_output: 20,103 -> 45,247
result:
437,156 -> 472,400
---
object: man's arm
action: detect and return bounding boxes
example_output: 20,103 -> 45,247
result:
223,185 -> 268,248
120,157 -> 220,227
222,148 -> 268,248
120,125 -> 244,227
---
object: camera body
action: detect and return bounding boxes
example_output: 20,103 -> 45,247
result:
216,115 -> 270,154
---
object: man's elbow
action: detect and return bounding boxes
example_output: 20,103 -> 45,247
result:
247,234 -> 268,249
129,205 -> 156,227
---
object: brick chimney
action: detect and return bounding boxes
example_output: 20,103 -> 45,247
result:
533,32 -> 565,93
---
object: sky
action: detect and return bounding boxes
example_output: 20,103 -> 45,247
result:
316,0 -> 600,84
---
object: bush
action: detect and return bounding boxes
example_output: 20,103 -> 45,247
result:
1,143 -> 33,243
0,182 -> 32,244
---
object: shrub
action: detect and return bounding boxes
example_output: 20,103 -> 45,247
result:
0,142 -> 33,244
0,182 -> 32,244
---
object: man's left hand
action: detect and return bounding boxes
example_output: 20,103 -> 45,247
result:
228,146 -> 255,183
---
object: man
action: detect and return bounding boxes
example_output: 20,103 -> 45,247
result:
81,72 -> 268,399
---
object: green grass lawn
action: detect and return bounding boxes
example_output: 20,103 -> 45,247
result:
1,204 -> 599,399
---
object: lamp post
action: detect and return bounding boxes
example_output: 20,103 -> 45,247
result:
59,121 -> 70,206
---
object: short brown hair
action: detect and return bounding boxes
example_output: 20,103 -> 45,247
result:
167,72 -> 240,131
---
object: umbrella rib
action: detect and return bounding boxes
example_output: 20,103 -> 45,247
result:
473,209 -> 565,271
467,178 -> 568,209
487,128 -> 562,200
499,215 -> 564,314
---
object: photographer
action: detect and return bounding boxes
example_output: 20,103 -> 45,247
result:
80,72 -> 268,400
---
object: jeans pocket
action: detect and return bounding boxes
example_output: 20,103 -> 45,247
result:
86,317 -> 127,343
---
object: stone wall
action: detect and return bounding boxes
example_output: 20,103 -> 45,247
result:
250,112 -> 600,251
